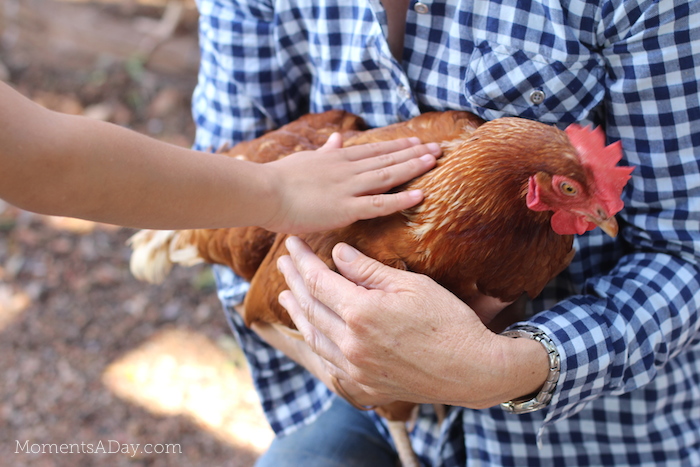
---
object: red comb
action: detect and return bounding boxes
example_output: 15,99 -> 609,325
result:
565,124 -> 635,215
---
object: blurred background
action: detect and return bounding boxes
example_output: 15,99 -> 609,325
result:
0,0 -> 273,465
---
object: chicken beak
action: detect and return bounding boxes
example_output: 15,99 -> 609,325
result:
594,216 -> 619,238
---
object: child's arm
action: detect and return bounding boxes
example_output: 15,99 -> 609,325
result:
0,82 -> 439,232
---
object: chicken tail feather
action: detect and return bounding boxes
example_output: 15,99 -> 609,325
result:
128,229 -> 203,284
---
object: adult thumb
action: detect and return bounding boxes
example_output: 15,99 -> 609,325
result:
331,243 -> 401,291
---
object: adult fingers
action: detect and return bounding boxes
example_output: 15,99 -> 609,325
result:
276,239 -> 357,353
331,242 -> 407,293
276,250 -> 346,331
281,237 -> 379,322
277,288 -> 348,370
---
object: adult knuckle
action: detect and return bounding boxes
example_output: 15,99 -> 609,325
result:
346,311 -> 371,334
304,268 -> 324,298
347,365 -> 371,387
359,383 -> 383,399
296,295 -> 314,315
343,341 -> 367,368
354,373 -> 372,388
356,262 -> 385,287
303,327 -> 323,353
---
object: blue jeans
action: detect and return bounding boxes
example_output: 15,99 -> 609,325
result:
255,397 -> 399,467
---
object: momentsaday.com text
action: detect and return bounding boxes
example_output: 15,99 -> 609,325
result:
16,440 -> 182,457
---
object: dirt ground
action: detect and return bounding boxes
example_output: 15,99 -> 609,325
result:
0,1 -> 274,465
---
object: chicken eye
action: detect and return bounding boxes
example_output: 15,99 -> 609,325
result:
559,182 -> 578,196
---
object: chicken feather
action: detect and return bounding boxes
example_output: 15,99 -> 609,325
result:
128,109 -> 632,466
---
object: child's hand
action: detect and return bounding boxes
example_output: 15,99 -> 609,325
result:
262,133 -> 441,234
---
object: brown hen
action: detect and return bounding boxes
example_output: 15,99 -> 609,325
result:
128,109 -> 632,467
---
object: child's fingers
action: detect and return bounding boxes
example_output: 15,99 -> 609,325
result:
351,189 -> 425,220
352,141 -> 442,171
338,137 -> 436,163
354,153 -> 437,196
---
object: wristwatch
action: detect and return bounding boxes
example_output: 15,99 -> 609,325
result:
500,325 -> 560,414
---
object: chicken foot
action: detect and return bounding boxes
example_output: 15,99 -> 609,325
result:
387,420 -> 421,467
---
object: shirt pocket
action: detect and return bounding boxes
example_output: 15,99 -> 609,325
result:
464,41 -> 606,126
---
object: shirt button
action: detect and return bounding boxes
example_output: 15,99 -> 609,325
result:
529,90 -> 546,105
398,85 -> 412,99
414,2 -> 429,14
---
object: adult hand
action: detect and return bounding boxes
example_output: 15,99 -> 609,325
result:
276,237 -> 550,409
249,320 -> 394,408
263,134 -> 441,234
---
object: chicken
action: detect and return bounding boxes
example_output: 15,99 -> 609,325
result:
128,109 -> 633,467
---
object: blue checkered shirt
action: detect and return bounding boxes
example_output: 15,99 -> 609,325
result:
192,0 -> 700,465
